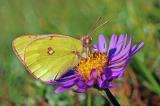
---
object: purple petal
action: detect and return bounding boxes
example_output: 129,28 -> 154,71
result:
111,69 -> 125,79
131,45 -> 137,52
93,44 -> 99,52
108,59 -> 127,68
123,34 -> 128,48
102,74 -> 106,80
111,68 -> 124,78
104,68 -> 112,79
76,80 -> 87,88
86,79 -> 94,86
57,74 -> 79,81
112,58 -> 130,79
47,80 -> 56,85
55,87 -> 69,94
108,34 -> 117,50
111,67 -> 124,72
108,48 -> 117,60
60,70 -> 75,78
98,34 -> 107,53
115,34 -> 124,55
107,83 -> 116,88
97,77 -> 103,88
90,69 -> 97,79
118,71 -> 125,78
111,53 -> 129,63
60,83 -> 75,88
131,42 -> 144,56
73,88 -> 87,93
101,80 -> 109,88
111,36 -> 132,61
58,78 -> 77,88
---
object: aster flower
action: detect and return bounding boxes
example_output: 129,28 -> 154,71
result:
49,34 -> 144,94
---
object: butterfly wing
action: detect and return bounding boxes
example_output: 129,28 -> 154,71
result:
13,34 -> 83,82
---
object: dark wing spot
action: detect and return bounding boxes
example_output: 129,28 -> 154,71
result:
47,47 -> 55,55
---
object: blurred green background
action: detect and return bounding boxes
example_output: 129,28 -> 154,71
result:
0,0 -> 160,106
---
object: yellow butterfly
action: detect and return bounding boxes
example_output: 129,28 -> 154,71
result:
12,17 -> 111,83
12,34 -> 86,82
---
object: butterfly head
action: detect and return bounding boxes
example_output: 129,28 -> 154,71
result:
81,35 -> 92,48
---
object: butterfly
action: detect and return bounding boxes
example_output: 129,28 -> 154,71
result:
12,17 -> 111,83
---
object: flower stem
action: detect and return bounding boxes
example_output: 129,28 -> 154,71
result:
87,92 -> 91,106
105,89 -> 120,106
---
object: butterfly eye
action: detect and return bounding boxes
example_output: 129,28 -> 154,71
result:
48,47 -> 55,55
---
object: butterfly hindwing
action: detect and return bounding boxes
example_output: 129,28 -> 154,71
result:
12,35 -> 40,63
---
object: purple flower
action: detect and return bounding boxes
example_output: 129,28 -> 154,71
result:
50,34 -> 144,94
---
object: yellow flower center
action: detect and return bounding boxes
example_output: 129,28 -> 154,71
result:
76,52 -> 108,81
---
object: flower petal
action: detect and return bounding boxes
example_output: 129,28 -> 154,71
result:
73,88 -> 87,93
60,70 -> 75,78
131,42 -> 144,56
115,34 -> 124,55
98,34 -> 107,53
90,69 -> 97,79
111,36 -> 132,61
108,59 -> 127,68
47,81 -> 56,85
86,79 -> 94,86
57,74 -> 79,82
58,78 -> 77,87
104,68 -> 112,79
97,77 -> 103,88
122,34 -> 128,48
76,80 -> 87,88
101,80 -> 109,88
108,34 -> 117,50
111,68 -> 125,78
108,48 -> 117,60
93,44 -> 99,52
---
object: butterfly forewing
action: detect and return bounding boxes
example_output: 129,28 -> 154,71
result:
23,35 -> 83,82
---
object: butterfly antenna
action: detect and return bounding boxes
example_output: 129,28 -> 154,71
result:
87,17 -> 103,36
88,16 -> 112,36
77,17 -> 102,40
